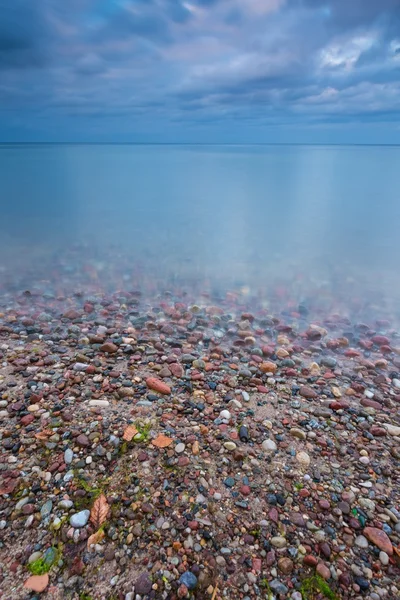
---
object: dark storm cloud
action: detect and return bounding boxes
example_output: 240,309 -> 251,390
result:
0,0 -> 399,141
0,0 -> 50,68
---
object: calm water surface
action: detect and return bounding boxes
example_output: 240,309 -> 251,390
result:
1,144 -> 400,314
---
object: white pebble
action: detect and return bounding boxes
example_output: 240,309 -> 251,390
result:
262,439 -> 277,452
89,400 -> 110,407
219,410 -> 231,420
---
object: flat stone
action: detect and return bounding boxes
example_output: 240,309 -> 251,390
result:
179,571 -> 198,590
24,574 -> 49,593
146,377 -> 171,395
270,579 -> 288,595
219,410 -> 231,420
100,342 -> 118,353
384,424 -> 400,436
290,428 -> 306,440
135,572 -> 152,595
379,551 -> 389,565
224,441 -> 237,451
262,439 -> 277,452
316,563 -> 331,580
299,386 -> 318,399
70,510 -> 90,528
76,434 -> 89,447
88,400 -> 110,407
278,557 -> 294,574
271,536 -> 286,548
364,527 -> 393,555
296,451 -> 310,467
64,449 -> 73,464
40,500 -> 53,519
355,535 -> 369,549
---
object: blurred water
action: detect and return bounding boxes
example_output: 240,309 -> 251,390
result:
1,144 -> 400,311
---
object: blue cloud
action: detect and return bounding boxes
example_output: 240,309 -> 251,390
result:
0,0 -> 399,142
0,0 -> 50,68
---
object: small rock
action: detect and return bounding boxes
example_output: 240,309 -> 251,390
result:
290,428 -> 306,440
24,574 -> 49,593
296,451 -> 310,467
70,510 -> 90,528
146,377 -> 171,395
179,571 -> 198,590
364,527 -> 393,555
219,410 -> 231,420
262,439 -> 277,452
135,572 -> 152,595
271,536 -> 286,548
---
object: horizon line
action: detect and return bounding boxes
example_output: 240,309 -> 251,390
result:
1,141 -> 400,147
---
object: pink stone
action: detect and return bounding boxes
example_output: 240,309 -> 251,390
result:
170,363 -> 184,377
364,527 -> 393,555
269,508 -> 279,523
300,386 -> 318,399
100,342 -> 118,353
316,563 -> 331,580
252,558 -> 262,572
24,574 -> 49,593
21,414 -> 35,426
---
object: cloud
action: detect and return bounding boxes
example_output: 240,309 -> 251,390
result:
0,0 -> 51,68
0,0 -> 400,141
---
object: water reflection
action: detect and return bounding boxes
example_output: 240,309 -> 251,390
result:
0,144 -> 400,305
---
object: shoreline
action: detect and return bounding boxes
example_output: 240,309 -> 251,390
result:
0,283 -> 399,599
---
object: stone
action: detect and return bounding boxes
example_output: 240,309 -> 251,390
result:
290,427 -> 306,440
355,535 -> 369,548
24,574 -> 49,593
299,386 -> 318,399
179,571 -> 198,590
64,448 -> 73,464
379,551 -> 389,565
296,451 -> 310,467
364,527 -> 393,555
219,410 -> 231,420
270,579 -> 288,595
278,557 -> 294,574
146,377 -> 171,395
262,439 -> 277,452
100,342 -> 118,353
40,500 -> 53,519
271,536 -> 286,548
88,400 -> 109,407
76,434 -> 89,447
70,510 -> 90,528
259,361 -> 277,373
316,563 -> 331,580
384,424 -> 400,436
224,441 -> 237,451
135,572 -> 152,595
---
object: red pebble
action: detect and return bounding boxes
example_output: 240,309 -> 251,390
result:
303,555 -> 318,567
146,377 -> 171,395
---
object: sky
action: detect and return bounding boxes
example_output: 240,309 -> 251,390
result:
0,0 -> 400,143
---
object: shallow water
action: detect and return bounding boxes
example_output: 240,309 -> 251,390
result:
1,144 -> 400,317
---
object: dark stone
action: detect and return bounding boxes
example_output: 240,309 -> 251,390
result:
135,572 -> 153,595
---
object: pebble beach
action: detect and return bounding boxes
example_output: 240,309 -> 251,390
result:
0,248 -> 400,600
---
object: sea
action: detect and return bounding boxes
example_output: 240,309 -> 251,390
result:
1,143 -> 400,321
